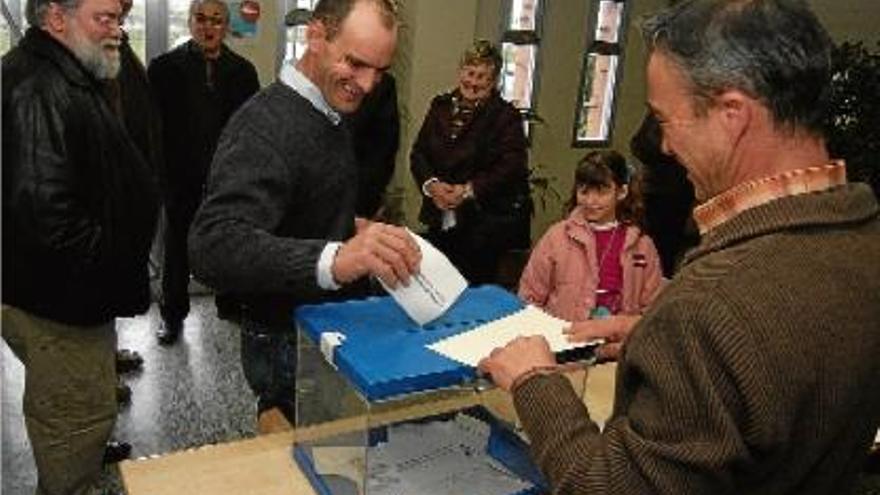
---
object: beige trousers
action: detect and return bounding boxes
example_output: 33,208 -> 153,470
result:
2,305 -> 117,495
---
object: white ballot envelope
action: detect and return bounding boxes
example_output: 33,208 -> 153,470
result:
381,231 -> 468,326
428,305 -> 604,367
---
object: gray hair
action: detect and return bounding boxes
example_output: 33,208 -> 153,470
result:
461,39 -> 503,79
188,0 -> 230,24
26,0 -> 79,27
641,0 -> 832,136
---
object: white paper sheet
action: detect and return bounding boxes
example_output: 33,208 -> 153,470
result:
428,305 -> 602,367
309,414 -> 532,495
364,414 -> 532,495
381,232 -> 468,326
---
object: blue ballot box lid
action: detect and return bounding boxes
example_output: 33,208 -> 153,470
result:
294,285 -> 523,401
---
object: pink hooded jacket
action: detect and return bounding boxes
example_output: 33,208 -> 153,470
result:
518,209 -> 665,322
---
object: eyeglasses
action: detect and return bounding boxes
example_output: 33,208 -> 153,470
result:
91,12 -> 121,30
193,14 -> 226,28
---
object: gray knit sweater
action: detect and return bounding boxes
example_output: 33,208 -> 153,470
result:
189,82 -> 357,325
514,184 -> 880,494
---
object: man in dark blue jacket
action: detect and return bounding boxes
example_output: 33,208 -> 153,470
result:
148,0 -> 259,345
2,0 -> 159,491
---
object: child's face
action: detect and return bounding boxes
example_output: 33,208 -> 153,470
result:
576,183 -> 624,224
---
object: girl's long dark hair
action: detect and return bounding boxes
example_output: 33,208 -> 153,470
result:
565,150 -> 645,229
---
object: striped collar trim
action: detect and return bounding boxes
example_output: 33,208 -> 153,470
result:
694,161 -> 847,235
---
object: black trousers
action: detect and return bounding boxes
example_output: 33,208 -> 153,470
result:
425,226 -> 505,286
424,204 -> 531,286
160,194 -> 201,323
239,319 -> 297,421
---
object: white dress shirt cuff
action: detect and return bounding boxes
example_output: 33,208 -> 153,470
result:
317,242 -> 343,290
422,177 -> 440,196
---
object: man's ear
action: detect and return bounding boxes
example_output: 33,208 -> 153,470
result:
44,2 -> 68,34
305,19 -> 328,52
715,89 -> 751,141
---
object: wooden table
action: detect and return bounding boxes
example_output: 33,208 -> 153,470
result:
121,364 -> 618,495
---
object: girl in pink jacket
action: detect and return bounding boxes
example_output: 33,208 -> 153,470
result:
518,150 -> 664,359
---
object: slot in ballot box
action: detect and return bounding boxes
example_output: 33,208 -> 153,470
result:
292,285 -> 547,495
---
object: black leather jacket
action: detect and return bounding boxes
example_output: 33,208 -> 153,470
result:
2,28 -> 159,325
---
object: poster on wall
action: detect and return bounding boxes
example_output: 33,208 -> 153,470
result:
227,0 -> 261,38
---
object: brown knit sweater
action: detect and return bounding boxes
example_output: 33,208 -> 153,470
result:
514,184 -> 880,494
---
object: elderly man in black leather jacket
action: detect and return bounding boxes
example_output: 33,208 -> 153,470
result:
2,0 -> 159,491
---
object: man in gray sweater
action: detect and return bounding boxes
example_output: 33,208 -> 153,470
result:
480,1 -> 880,493
189,0 -> 418,431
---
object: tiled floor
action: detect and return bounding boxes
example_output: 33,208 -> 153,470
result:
2,296 -> 258,494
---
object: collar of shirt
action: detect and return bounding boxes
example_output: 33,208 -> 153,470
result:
186,39 -> 226,60
589,220 -> 620,232
693,160 -> 847,235
279,63 -> 341,126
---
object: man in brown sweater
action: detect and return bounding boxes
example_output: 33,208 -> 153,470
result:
479,1 -> 880,494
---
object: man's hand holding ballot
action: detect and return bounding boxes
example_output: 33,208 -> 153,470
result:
333,223 -> 422,288
381,231 -> 468,325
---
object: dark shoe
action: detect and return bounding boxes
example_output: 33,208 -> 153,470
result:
215,294 -> 240,322
157,319 -> 183,346
103,441 -> 132,464
116,381 -> 132,406
115,348 -> 143,374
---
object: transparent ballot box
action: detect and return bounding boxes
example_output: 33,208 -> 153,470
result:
292,286 -> 547,495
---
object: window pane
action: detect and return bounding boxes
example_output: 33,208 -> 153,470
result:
595,0 -> 624,44
500,42 -> 536,110
508,0 -> 540,31
168,0 -> 191,48
123,1 -> 147,62
0,0 -> 25,56
283,0 -> 317,62
0,15 -> 9,56
575,53 -> 618,142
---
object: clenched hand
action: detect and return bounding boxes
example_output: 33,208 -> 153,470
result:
332,222 -> 421,288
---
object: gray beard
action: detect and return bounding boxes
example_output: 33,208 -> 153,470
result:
69,32 -> 121,79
